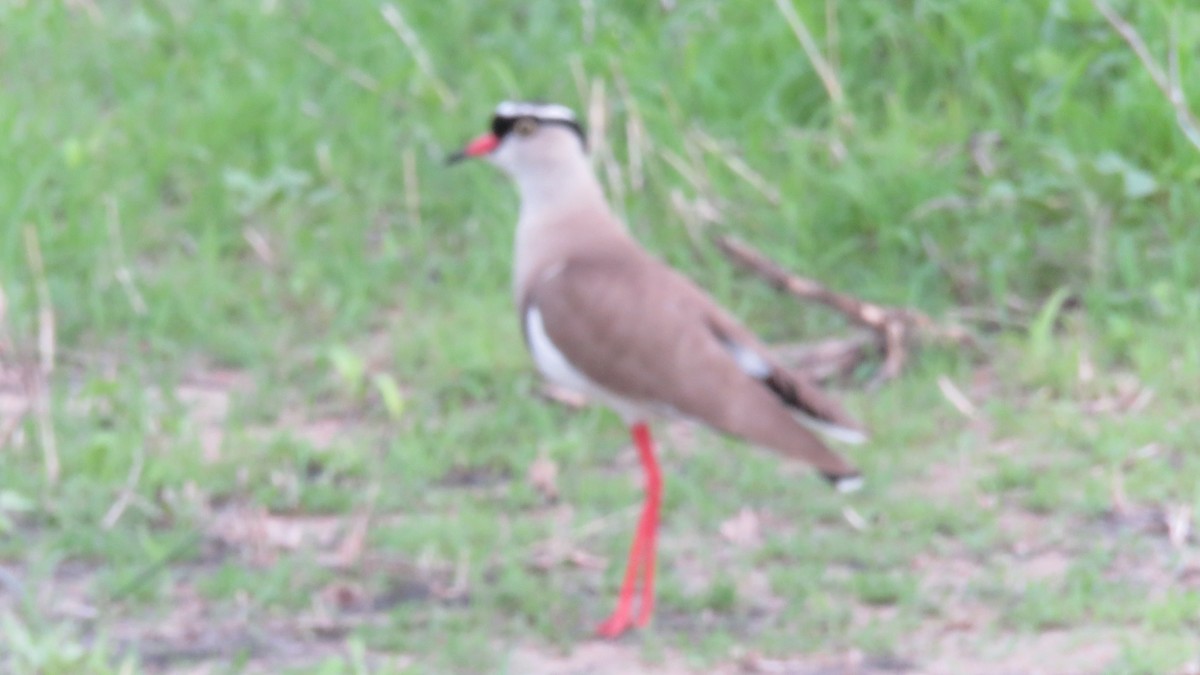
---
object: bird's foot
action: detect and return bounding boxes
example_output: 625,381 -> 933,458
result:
595,609 -> 636,639
595,600 -> 652,639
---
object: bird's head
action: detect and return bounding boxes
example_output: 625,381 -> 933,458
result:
448,101 -> 588,178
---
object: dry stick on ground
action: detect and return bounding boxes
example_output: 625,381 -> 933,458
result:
770,334 -> 875,384
105,195 -> 148,316
713,235 -> 976,384
101,442 -> 145,529
1092,0 -> 1200,154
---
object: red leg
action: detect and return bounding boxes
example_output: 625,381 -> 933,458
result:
631,423 -> 661,627
594,509 -> 645,637
595,422 -> 662,638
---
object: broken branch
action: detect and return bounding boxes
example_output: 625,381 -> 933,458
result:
713,234 -> 975,384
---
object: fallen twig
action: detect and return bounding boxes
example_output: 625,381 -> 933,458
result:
322,486 -> 378,569
105,195 -> 148,316
842,506 -> 868,532
947,306 -> 1030,332
102,442 -> 145,529
770,334 -> 874,383
713,234 -> 975,384
937,374 -> 981,421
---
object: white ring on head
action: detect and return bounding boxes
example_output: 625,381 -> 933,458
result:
494,101 -> 576,122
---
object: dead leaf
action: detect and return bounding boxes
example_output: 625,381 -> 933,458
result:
736,568 -> 785,614
320,505 -> 374,569
528,541 -> 607,573
941,616 -> 979,633
719,507 -> 762,549
175,368 -> 251,463
1109,467 -> 1129,516
434,549 -> 471,600
565,548 -> 607,570
1165,504 -> 1192,550
243,227 -> 275,266
1078,350 -> 1096,384
966,130 -> 1002,177
1122,443 -> 1162,469
1082,372 -> 1156,416
318,580 -> 368,611
528,454 -> 559,501
206,505 -> 345,565
734,648 -> 866,674
537,383 -> 589,409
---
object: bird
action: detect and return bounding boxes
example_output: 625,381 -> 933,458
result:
448,101 -> 866,638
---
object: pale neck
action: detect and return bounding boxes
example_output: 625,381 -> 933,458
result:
512,156 -> 609,223
510,158 -> 625,299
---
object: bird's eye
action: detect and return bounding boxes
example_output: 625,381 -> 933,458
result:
514,117 -> 538,136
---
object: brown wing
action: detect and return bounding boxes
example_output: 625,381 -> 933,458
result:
524,249 -> 859,481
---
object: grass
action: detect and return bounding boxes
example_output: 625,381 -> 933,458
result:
2,0 -> 1199,673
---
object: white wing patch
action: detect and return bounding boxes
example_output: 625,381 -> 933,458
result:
720,336 -> 868,445
722,340 -> 772,379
